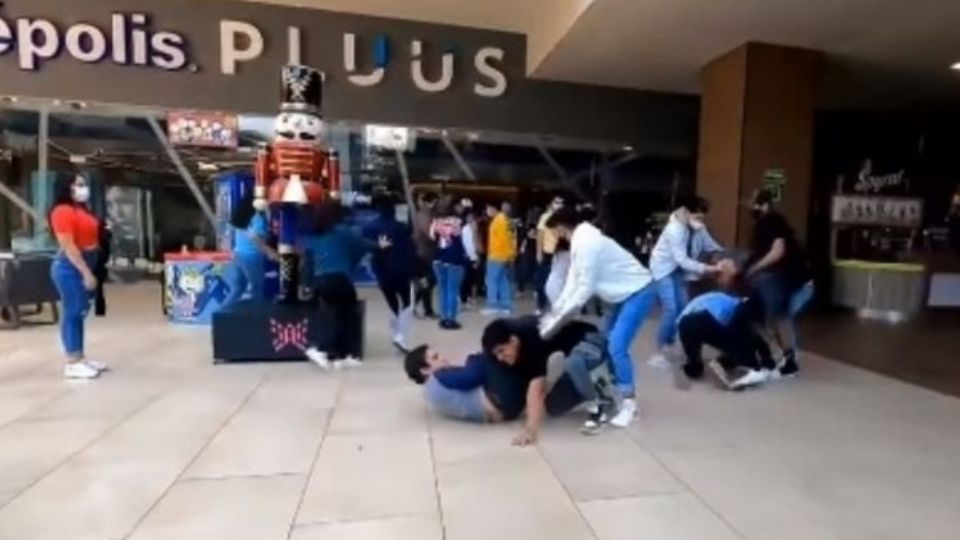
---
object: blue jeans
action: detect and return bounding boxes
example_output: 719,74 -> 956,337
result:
433,262 -> 465,322
604,284 -> 657,396
226,253 -> 265,305
654,270 -> 690,349
485,260 -> 514,311
786,281 -> 814,351
50,251 -> 97,356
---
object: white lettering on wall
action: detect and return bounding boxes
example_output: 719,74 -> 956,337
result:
130,13 -> 149,66
220,20 -> 263,75
151,32 -> 188,70
410,39 -> 453,93
474,47 -> 507,98
287,26 -> 302,65
111,14 -> 127,64
65,24 -> 108,63
17,19 -> 59,71
0,15 -> 13,55
343,33 -> 385,87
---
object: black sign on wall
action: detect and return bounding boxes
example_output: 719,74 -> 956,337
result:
0,0 -> 698,155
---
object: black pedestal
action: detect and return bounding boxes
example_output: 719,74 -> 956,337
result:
211,299 -> 365,363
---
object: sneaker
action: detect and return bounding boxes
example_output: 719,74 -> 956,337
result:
609,398 -> 638,428
305,348 -> 330,370
648,353 -> 673,371
63,362 -> 100,379
580,404 -> 609,436
498,309 -> 513,316
84,360 -> 108,372
730,369 -> 769,390
778,358 -> 800,378
340,357 -> 363,369
480,308 -> 500,317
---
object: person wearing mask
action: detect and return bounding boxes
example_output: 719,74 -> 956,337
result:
49,174 -> 107,379
363,192 -> 416,353
484,201 -> 517,315
460,209 -> 481,307
412,192 -> 439,319
743,189 -> 812,378
302,203 -> 376,367
541,207 -> 657,428
430,204 -> 469,330
647,196 -> 723,368
225,195 -> 277,306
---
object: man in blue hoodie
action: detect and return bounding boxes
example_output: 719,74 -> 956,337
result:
363,192 -> 416,352
404,346 -> 506,423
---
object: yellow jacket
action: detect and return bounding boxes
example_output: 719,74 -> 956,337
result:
487,213 -> 516,262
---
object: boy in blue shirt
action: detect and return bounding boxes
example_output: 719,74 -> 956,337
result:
677,291 -> 775,390
404,346 -> 506,423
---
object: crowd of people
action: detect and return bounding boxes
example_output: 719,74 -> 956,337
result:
403,188 -> 815,445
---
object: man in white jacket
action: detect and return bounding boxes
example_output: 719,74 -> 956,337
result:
648,196 -> 724,367
540,207 -> 656,428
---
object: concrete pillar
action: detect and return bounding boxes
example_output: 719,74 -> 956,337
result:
697,43 -> 822,247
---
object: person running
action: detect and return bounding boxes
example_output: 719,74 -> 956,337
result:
363,192 -> 416,353
302,203 -> 375,367
648,196 -> 723,368
541,207 -> 657,428
484,201 -> 517,315
743,189 -> 812,377
677,290 -> 776,390
48,174 -> 108,379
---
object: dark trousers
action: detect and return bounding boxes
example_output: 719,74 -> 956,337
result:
379,275 -> 412,316
460,263 -> 479,303
534,254 -> 553,311
313,272 -> 360,359
414,258 -> 436,316
678,311 -> 772,372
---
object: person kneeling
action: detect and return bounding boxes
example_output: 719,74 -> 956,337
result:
677,292 -> 775,390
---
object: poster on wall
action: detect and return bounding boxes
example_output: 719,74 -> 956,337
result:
167,111 -> 239,149
831,195 -> 923,227
762,169 -> 787,202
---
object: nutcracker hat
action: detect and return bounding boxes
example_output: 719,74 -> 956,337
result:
280,65 -> 324,116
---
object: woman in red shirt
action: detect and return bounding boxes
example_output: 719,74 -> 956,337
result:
49,174 -> 105,379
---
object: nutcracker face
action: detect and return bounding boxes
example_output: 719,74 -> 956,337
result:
274,112 -> 323,147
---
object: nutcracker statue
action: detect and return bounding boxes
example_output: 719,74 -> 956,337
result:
254,65 -> 341,302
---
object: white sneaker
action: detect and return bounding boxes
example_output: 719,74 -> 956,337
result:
64,362 -> 100,379
84,360 -> 108,372
480,308 -> 500,317
648,353 -> 673,371
305,348 -> 330,370
610,398 -> 638,428
340,357 -> 363,369
731,369 -> 768,390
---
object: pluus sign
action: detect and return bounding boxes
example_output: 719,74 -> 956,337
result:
0,2 -> 508,98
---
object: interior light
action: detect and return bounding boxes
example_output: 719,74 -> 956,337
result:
951,62 -> 960,71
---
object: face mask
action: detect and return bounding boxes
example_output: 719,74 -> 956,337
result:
689,219 -> 705,231
72,185 -> 90,203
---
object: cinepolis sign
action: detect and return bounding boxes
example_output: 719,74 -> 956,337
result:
0,7 -> 509,98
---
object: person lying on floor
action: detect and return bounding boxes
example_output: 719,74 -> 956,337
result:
404,347 -> 505,423
482,316 -> 622,445
677,290 -> 776,390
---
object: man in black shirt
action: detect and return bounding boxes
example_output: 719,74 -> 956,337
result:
481,316 -> 610,445
743,189 -> 812,377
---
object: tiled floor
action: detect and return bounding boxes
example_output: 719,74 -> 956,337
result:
1,284 -> 959,539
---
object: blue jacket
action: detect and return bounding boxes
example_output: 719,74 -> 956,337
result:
432,352 -> 487,390
362,215 -> 415,281
303,225 -> 372,280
